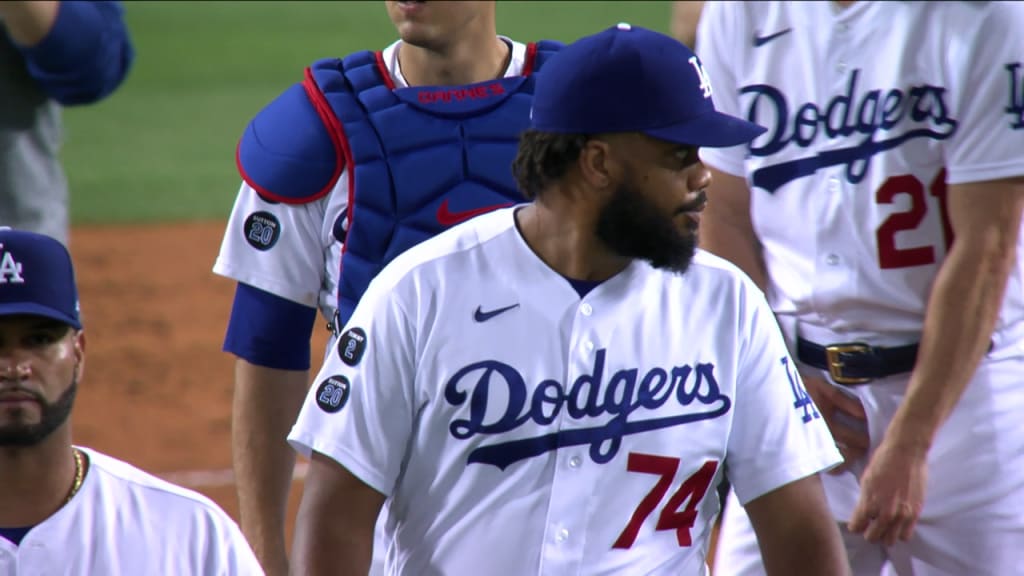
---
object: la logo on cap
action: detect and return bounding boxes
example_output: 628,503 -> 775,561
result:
688,57 -> 713,99
0,243 -> 25,284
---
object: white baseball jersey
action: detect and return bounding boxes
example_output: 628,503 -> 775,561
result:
698,0 -> 1024,346
212,38 -> 530,319
698,3 -> 1024,575
0,447 -> 262,575
288,207 -> 841,576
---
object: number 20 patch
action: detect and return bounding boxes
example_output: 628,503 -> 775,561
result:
243,211 -> 280,251
316,375 -> 350,414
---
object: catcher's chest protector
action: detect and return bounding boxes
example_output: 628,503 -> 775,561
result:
307,42 -> 562,327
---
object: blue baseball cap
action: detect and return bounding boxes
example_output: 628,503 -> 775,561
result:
0,228 -> 82,329
531,23 -> 766,147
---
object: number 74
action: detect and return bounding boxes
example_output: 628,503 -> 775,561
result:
612,453 -> 720,549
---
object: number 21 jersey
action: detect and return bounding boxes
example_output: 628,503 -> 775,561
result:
697,1 -> 1024,342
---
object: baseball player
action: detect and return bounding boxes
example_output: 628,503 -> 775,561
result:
695,2 -> 1024,575
211,2 -> 561,573
670,1 -> 705,49
0,228 -> 263,574
287,25 -> 850,576
1,1 -> 134,245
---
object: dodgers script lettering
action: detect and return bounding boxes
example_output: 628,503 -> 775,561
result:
742,70 -> 958,193
443,349 -> 732,470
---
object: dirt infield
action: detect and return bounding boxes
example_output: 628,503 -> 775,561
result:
68,220 -> 324,547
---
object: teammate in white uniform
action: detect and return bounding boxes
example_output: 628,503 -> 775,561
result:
670,0 -> 706,49
287,24 -> 849,576
0,228 -> 263,575
695,2 -> 1024,574
212,3 -> 547,573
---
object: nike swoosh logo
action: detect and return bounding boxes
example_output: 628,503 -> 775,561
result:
474,303 -> 519,323
752,28 -> 791,47
436,199 -> 513,227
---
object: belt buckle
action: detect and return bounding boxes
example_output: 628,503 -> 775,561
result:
824,343 -> 874,385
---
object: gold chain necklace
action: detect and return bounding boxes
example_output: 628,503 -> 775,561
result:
63,448 -> 85,506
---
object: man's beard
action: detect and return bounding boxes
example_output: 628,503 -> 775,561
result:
596,182 -> 700,274
0,377 -> 77,447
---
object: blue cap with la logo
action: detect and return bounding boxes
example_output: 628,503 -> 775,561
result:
530,23 -> 767,147
0,228 -> 82,329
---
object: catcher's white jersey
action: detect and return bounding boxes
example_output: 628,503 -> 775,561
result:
289,207 -> 841,576
0,448 -> 262,576
212,38 -> 529,320
698,0 -> 1024,345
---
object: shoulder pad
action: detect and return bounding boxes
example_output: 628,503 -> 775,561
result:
529,40 -> 564,73
236,80 -> 342,205
534,40 -> 565,53
337,50 -> 378,72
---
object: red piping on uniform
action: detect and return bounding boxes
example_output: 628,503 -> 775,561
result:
522,42 -> 538,76
234,140 -> 291,203
300,67 -> 357,269
235,137 -> 336,206
374,51 -> 397,90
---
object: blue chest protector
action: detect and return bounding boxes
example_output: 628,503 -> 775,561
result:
308,42 -> 561,327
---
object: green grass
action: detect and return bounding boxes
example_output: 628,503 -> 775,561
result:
63,1 -> 674,225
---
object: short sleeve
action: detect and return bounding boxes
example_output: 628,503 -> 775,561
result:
287,271 -> 417,496
945,3 -> 1024,184
725,285 -> 842,505
212,180 -> 332,308
213,512 -> 265,575
694,0 -> 750,177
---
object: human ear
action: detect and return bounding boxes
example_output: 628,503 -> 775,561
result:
578,139 -> 617,191
73,331 -> 86,381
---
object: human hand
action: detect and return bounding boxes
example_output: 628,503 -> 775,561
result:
671,1 -> 706,49
0,2 -> 35,19
801,371 -> 869,473
0,1 -> 59,46
848,439 -> 927,546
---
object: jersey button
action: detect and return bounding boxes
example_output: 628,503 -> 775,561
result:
828,177 -> 840,192
826,254 -> 840,266
580,303 -> 593,316
569,455 -> 582,468
837,60 -> 848,73
555,528 -> 570,542
584,341 -> 595,352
